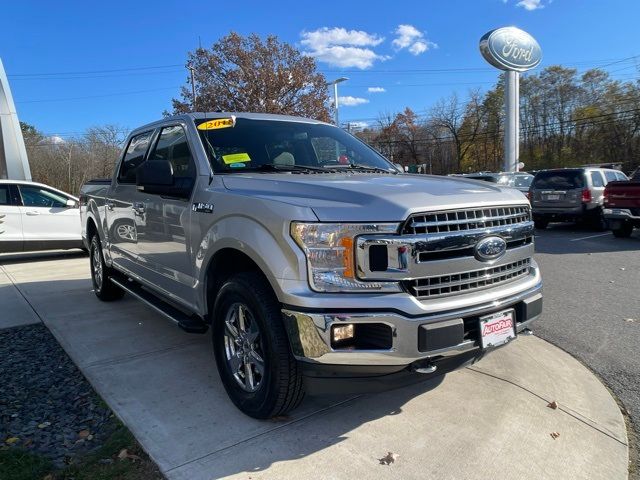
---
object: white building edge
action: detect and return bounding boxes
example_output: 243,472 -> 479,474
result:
0,58 -> 32,181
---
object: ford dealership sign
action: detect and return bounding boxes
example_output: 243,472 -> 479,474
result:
479,27 -> 542,72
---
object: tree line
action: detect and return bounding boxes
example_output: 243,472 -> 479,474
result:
20,33 -> 640,195
356,66 -> 640,174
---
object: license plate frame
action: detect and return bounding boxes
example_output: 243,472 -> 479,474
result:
545,193 -> 560,200
479,309 -> 516,349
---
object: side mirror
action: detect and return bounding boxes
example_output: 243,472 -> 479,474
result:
135,160 -> 191,198
66,199 -> 78,208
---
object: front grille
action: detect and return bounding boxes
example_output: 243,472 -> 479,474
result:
405,258 -> 532,299
403,205 -> 531,235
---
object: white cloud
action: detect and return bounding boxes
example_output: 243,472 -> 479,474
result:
348,121 -> 369,130
338,96 -> 369,106
516,0 -> 544,10
392,24 -> 437,55
367,87 -> 386,93
300,27 -> 388,69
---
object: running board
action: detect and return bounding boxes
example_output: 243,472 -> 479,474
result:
109,277 -> 208,334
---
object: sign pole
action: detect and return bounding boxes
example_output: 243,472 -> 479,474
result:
504,70 -> 520,172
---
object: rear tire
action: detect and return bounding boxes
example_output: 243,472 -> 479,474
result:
89,235 -> 125,301
212,271 -> 304,419
590,209 -> 608,231
534,218 -> 548,230
612,222 -> 634,238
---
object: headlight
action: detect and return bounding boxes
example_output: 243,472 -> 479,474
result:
291,222 -> 401,293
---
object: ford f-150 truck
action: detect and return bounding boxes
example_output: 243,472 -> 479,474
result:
80,112 -> 543,419
603,169 -> 640,237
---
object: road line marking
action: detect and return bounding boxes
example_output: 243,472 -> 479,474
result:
570,233 -> 611,242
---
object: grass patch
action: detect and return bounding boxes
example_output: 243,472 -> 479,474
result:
0,449 -> 52,480
0,422 -> 163,480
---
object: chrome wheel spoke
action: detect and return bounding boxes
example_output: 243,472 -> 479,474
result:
228,354 -> 242,373
237,305 -> 247,333
249,349 -> 263,364
224,320 -> 239,340
244,360 -> 255,390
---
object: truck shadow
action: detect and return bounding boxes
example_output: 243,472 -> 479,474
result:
0,249 -> 86,265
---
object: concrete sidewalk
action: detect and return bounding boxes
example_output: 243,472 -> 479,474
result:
0,252 -> 629,480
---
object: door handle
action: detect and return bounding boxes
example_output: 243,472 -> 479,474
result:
25,211 -> 40,216
106,200 -> 115,211
132,202 -> 146,216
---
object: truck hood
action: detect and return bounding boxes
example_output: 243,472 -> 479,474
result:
221,173 -> 529,222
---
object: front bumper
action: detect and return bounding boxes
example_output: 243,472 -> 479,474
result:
282,279 -> 542,368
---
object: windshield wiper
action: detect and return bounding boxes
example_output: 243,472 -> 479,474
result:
226,163 -> 337,173
333,163 -> 397,174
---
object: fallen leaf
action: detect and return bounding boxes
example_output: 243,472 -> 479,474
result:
625,318 -> 636,323
550,432 -> 560,440
620,267 -> 626,271
37,422 -> 51,429
42,475 -> 53,480
5,437 -> 19,445
379,452 -> 400,465
547,401 -> 558,410
117,448 -> 141,462
78,430 -> 90,439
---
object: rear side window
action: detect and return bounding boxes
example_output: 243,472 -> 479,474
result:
532,171 -> 584,190
615,171 -> 628,181
0,185 -> 11,205
604,170 -> 618,183
118,131 -> 153,184
590,171 -> 605,187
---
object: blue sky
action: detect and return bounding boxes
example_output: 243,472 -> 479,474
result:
1,0 -> 639,138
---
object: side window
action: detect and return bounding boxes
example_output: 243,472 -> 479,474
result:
0,185 -> 11,206
118,131 -> 153,184
603,170 -> 617,184
590,171 -> 605,188
147,126 -> 196,193
615,171 -> 628,181
19,186 -> 68,208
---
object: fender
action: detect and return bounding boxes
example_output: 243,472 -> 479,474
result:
195,214 -> 309,315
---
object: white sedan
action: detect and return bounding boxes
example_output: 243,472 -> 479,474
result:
0,180 -> 82,254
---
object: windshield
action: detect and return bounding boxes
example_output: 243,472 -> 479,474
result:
196,117 -> 395,173
532,170 -> 585,190
497,174 -> 533,188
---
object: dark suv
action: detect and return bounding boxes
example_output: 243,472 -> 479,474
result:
530,168 -> 628,230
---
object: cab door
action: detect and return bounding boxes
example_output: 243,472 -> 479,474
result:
0,183 -> 23,253
135,124 -> 198,306
106,130 -> 154,276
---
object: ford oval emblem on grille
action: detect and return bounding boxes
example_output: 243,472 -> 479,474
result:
474,236 -> 507,262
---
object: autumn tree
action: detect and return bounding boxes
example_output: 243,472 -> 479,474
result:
171,33 -> 331,121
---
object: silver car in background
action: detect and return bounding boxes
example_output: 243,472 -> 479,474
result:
530,167 -> 628,230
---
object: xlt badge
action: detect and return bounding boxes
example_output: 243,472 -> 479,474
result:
192,202 -> 214,214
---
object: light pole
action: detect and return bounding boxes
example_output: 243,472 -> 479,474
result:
327,77 -> 348,127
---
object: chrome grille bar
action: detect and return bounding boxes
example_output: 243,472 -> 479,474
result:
404,206 -> 531,234
406,259 -> 532,299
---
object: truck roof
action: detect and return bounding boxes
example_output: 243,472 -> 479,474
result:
130,112 -> 331,136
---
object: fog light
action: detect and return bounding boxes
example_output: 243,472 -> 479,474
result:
332,324 -> 355,342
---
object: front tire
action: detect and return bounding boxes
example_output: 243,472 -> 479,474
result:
212,272 -> 304,419
90,235 -> 124,301
612,222 -> 634,238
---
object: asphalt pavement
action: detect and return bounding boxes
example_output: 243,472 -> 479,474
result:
0,247 -> 631,479
534,224 -> 640,478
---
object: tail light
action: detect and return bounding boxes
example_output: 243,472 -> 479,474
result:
603,188 -> 611,206
581,188 -> 592,203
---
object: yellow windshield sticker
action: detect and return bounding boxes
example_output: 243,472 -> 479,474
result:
197,117 -> 236,130
222,152 -> 251,164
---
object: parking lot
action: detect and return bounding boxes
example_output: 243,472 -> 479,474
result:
533,225 -> 640,473
0,224 -> 637,479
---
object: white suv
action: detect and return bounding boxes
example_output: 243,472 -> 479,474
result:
0,180 -> 82,253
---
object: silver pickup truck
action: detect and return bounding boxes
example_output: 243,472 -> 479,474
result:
80,112 -> 542,419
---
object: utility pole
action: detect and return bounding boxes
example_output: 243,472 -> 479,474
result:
189,67 -> 197,112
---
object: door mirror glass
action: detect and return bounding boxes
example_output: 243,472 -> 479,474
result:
136,159 -> 187,197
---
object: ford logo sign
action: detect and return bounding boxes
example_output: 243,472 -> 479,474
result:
474,236 -> 507,262
479,27 -> 542,72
